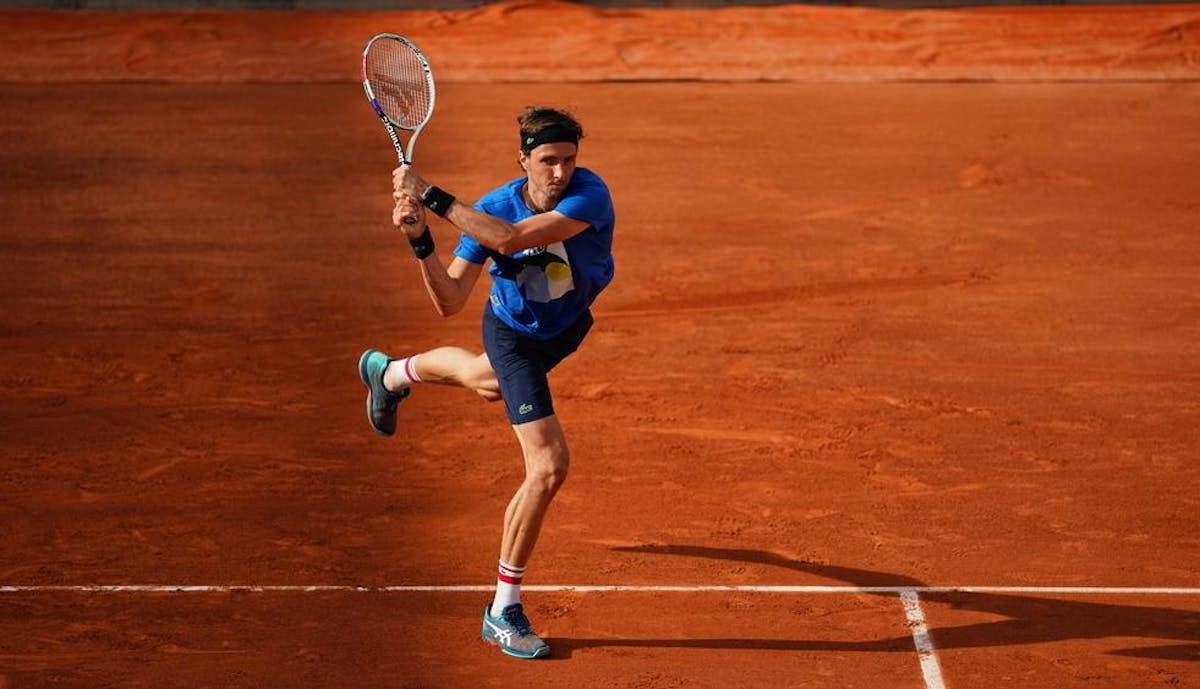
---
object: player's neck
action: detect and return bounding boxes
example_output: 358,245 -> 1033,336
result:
521,183 -> 553,214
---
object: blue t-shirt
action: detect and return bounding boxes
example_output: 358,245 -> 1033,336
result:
453,167 -> 615,340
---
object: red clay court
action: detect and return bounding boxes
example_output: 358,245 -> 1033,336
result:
1,3 -> 1198,687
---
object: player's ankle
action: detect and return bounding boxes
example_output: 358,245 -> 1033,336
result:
384,355 -> 422,391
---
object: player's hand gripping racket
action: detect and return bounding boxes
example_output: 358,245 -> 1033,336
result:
362,33 -> 435,224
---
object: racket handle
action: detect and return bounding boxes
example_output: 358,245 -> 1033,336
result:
394,162 -> 417,225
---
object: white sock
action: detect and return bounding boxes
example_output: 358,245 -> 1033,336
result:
386,354 -> 422,390
491,560 -> 526,616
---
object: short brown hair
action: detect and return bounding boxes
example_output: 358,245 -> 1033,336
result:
518,106 -> 583,152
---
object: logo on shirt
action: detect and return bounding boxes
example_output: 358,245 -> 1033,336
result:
515,241 -> 574,303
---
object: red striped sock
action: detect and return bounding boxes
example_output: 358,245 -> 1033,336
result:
491,560 -> 525,616
388,354 -> 422,389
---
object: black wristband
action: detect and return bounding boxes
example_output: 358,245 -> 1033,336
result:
408,226 -> 435,260
420,185 -> 456,217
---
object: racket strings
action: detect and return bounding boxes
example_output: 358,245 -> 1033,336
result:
365,41 -> 432,129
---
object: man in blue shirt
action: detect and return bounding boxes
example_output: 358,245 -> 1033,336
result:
358,107 -> 615,659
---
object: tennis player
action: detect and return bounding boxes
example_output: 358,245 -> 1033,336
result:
358,106 -> 615,659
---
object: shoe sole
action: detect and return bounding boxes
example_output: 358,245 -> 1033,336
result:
358,349 -> 395,437
482,636 -> 550,659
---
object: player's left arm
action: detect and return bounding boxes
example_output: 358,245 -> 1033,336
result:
393,166 -> 600,255
444,206 -> 587,255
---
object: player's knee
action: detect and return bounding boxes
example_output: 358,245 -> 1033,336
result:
531,463 -> 568,498
525,444 -> 569,497
460,361 -> 498,393
476,389 -> 503,403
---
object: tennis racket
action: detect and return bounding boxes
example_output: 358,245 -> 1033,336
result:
361,33 -> 436,168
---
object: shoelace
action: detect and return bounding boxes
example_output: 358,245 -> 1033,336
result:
501,605 -> 534,636
383,385 -> 410,412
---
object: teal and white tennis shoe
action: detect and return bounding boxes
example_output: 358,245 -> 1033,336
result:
481,603 -> 550,659
358,348 -> 409,437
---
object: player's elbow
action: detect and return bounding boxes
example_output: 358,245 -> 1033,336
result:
494,236 -> 525,256
491,225 -> 524,256
432,294 -> 467,317
433,300 -> 464,318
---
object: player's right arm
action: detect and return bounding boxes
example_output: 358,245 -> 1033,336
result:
417,255 -> 483,317
395,195 -> 483,317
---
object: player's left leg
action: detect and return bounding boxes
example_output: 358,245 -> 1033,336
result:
478,304 -> 593,658
482,414 -> 567,659
502,414 -> 570,566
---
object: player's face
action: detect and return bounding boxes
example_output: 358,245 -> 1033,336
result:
521,142 -> 578,205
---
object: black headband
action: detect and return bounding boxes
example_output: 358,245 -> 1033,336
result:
520,123 -> 579,153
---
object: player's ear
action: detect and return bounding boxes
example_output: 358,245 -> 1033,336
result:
518,151 -> 529,172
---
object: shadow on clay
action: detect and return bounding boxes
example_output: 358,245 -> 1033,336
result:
548,545 -> 1199,663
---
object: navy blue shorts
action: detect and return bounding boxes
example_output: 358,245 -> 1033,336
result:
482,303 -> 594,425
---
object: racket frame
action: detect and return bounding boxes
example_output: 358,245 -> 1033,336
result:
361,32 -> 436,166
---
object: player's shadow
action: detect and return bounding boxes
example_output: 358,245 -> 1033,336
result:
550,544 -> 1199,662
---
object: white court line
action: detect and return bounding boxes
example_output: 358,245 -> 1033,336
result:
1,584 -> 1198,594
4,583 -> 1198,689
900,589 -> 947,689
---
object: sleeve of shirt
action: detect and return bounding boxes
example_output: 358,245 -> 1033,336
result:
453,230 -> 488,265
554,173 -> 614,229
452,198 -> 493,264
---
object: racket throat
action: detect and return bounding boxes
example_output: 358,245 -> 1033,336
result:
382,119 -> 408,164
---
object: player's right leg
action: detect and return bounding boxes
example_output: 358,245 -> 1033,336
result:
358,349 -> 410,437
390,346 -> 500,402
358,346 -> 500,436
